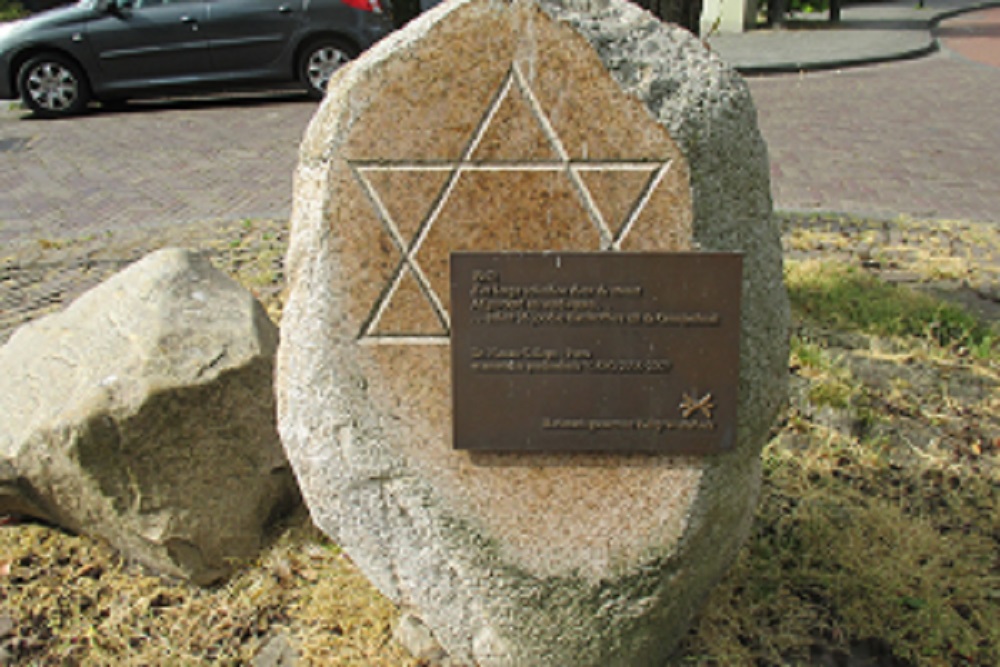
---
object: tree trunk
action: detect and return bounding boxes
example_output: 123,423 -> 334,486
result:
632,0 -> 703,35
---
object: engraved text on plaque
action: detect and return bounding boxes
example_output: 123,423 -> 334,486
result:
451,252 -> 742,454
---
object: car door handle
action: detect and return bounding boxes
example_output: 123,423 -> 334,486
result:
180,15 -> 198,24
278,5 -> 293,13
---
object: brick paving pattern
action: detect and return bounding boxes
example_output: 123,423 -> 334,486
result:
749,49 -> 1000,224
0,94 -> 315,247
3,40 -> 1000,251
938,7 -> 1000,69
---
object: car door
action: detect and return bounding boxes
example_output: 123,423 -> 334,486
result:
85,0 -> 210,91
204,0 -> 304,78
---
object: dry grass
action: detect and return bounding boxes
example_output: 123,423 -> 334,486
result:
1,516 -> 417,665
1,214 -> 998,665
675,244 -> 999,666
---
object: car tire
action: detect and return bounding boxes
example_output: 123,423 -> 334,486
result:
298,38 -> 358,100
17,53 -> 90,118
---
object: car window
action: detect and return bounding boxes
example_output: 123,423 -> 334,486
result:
132,0 -> 199,7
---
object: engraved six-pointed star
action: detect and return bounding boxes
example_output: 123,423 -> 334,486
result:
350,64 -> 677,342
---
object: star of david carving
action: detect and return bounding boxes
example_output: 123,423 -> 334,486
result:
350,64 -> 675,344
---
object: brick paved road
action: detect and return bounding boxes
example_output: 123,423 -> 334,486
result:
1,40 -> 999,249
749,46 -> 1000,224
0,93 -> 316,247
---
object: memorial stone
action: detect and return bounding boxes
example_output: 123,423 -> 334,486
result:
277,0 -> 789,663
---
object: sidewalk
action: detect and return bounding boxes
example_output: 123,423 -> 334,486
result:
706,0 -> 1000,72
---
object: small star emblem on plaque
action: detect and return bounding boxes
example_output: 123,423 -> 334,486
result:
349,63 -> 677,343
680,392 -> 715,420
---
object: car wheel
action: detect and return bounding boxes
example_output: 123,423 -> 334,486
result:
299,39 -> 357,100
18,53 -> 90,118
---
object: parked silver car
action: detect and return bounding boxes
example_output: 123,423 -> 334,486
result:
0,0 -> 393,117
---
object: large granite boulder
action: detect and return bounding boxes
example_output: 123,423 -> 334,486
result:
0,249 -> 300,585
277,0 -> 788,663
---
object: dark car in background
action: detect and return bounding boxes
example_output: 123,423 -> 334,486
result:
0,0 -> 394,118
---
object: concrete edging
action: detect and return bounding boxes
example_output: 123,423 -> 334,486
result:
730,0 -> 1000,74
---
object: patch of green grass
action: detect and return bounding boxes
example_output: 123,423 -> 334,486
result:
681,255 -> 1000,666
684,435 -> 999,666
790,336 -> 825,370
787,260 -> 997,358
807,374 -> 854,409
792,337 -> 859,410
0,0 -> 26,21
791,337 -> 867,415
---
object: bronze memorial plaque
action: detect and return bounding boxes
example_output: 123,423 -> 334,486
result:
451,252 -> 743,454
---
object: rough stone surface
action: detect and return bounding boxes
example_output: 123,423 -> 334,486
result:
393,613 -> 450,663
252,632 -> 300,667
277,0 -> 788,664
0,249 -> 300,585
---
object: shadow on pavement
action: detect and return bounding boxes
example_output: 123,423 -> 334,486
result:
10,90 -> 315,122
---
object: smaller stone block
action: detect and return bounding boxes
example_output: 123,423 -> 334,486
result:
0,249 -> 300,585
